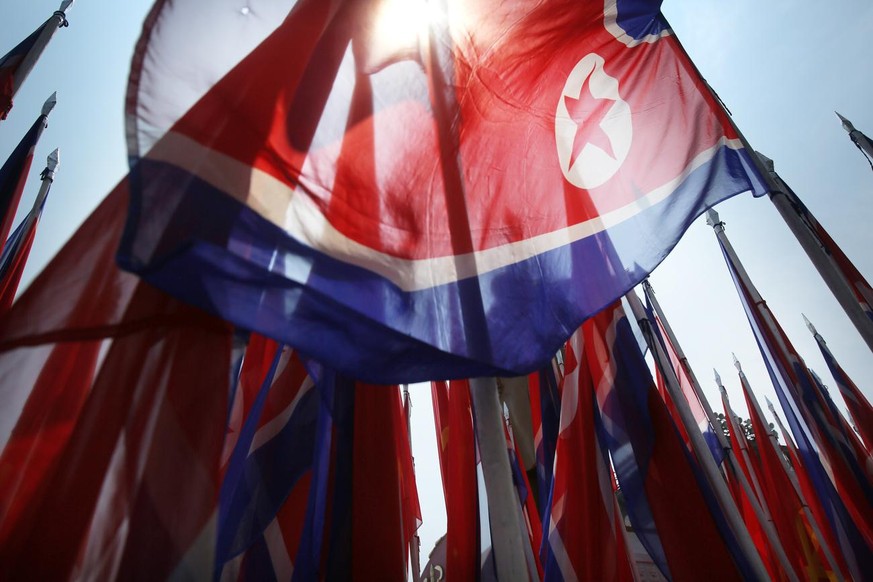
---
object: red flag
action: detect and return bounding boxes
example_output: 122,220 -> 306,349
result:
431,379 -> 479,580
352,383 -> 421,579
584,302 -> 750,580
772,411 -> 852,579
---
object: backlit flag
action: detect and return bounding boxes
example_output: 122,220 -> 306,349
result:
120,0 -> 767,383
810,324 -> 873,454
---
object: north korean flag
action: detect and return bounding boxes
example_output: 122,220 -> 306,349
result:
121,0 -> 767,383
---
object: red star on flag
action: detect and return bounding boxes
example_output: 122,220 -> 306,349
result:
563,74 -> 617,165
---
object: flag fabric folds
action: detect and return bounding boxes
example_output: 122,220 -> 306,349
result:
120,0 -> 767,383
0,182 -> 233,580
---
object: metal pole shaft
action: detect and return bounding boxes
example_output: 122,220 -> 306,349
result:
767,189 -> 873,354
643,280 -> 801,581
10,6 -> 70,98
469,377 -> 528,580
624,291 -> 775,582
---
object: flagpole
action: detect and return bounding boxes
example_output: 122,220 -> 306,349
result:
469,377 -> 529,580
836,112 -> 873,170
402,384 -> 422,581
642,279 -> 800,581
30,147 -> 58,213
758,153 -> 873,354
422,7 -> 528,576
8,1 -> 73,100
624,290 -> 775,582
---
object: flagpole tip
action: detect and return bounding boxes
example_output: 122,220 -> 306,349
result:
47,148 -> 59,169
802,313 -> 817,335
59,0 -> 74,13
42,92 -> 57,116
732,353 -> 742,373
835,111 -> 854,132
41,148 -> 60,181
713,367 -> 722,387
705,208 -> 721,227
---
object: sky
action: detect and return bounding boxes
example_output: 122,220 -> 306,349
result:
2,0 -> 873,571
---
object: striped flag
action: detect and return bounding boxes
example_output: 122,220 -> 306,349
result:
120,0 -> 767,383
542,324 -> 633,581
810,323 -> 873,454
215,341 -> 317,578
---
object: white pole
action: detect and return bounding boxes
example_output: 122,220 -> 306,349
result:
624,290 -> 776,581
469,377 -> 529,580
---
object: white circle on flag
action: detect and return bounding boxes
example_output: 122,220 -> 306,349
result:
555,53 -> 632,189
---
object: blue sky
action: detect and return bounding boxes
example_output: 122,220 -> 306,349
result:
2,0 -> 872,568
